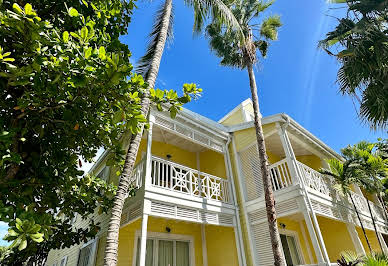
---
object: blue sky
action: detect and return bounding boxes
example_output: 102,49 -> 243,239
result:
121,0 -> 386,152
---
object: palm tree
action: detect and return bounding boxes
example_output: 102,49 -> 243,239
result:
319,0 -> 388,130
321,155 -> 373,254
205,0 -> 284,264
103,1 -> 242,265
355,141 -> 388,254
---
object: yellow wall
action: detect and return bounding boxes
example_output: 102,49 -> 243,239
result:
206,225 -> 239,266
317,216 -> 357,261
115,217 -> 239,266
233,123 -> 277,152
221,108 -> 245,126
151,141 -> 197,169
277,217 -> 316,264
199,149 -> 227,178
296,155 -> 322,171
356,227 -> 382,255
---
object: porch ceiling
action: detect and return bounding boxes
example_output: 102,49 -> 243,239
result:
150,125 -> 208,153
265,133 -> 313,158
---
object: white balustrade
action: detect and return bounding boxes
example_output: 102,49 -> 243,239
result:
268,159 -> 293,191
130,157 -> 146,188
297,161 -> 332,197
150,156 -> 231,203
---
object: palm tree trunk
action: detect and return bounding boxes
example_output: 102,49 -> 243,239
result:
103,0 -> 172,265
366,199 -> 384,254
247,62 -> 285,266
349,192 -> 373,254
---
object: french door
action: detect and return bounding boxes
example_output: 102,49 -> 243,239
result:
135,237 -> 190,266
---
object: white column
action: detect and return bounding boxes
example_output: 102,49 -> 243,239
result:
276,124 -> 299,184
278,121 -> 331,265
299,220 -> 314,264
378,232 -> 388,254
201,224 -> 208,266
139,200 -> 151,266
144,114 -> 155,189
346,223 -> 366,255
224,140 -> 247,266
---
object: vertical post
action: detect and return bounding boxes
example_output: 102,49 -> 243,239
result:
139,200 -> 151,266
144,114 -> 155,189
378,232 -> 388,254
224,139 -> 247,266
201,224 -> 208,266
346,223 -> 366,255
278,120 -> 331,265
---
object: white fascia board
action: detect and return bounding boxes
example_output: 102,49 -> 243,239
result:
225,113 -> 286,132
218,98 -> 252,123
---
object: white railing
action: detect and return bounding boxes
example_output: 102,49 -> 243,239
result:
297,161 -> 332,196
269,158 -> 293,191
150,156 -> 231,203
130,157 -> 146,188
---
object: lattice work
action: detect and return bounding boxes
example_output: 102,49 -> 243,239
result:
239,145 -> 263,201
150,156 -> 231,203
251,222 -> 274,266
298,162 -> 332,196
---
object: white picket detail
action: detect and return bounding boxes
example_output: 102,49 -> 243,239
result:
297,161 -> 332,196
268,158 -> 293,191
150,156 -> 231,203
130,157 -> 146,188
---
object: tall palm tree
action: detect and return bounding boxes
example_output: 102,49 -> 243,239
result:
205,0 -> 283,264
319,0 -> 388,130
321,155 -> 373,254
103,1 -> 242,265
355,141 -> 388,254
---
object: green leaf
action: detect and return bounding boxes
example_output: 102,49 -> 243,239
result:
12,3 -> 23,14
80,27 -> 88,41
18,239 -> 27,250
24,3 -> 33,15
84,47 -> 92,59
98,46 -> 106,60
68,7 -> 79,17
63,31 -> 69,43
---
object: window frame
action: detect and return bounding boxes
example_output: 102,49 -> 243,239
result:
279,229 -> 305,265
132,231 -> 195,266
59,255 -> 68,266
96,165 -> 110,182
76,238 -> 98,266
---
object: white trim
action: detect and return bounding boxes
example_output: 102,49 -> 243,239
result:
201,225 -> 208,266
77,238 -> 98,266
219,99 -> 252,123
299,220 -> 314,264
59,255 -> 68,266
231,137 -> 258,266
279,228 -> 306,265
133,230 -> 195,266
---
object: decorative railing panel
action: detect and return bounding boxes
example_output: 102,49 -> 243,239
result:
297,161 -> 332,197
150,156 -> 231,203
130,157 -> 146,188
268,159 -> 293,191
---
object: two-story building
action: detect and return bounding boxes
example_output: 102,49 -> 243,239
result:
46,99 -> 388,266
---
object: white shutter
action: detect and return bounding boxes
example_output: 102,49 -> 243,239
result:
251,222 -> 274,266
239,145 -> 263,201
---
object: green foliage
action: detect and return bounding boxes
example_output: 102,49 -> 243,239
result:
205,0 -> 281,68
319,0 -> 388,130
0,1 -> 201,264
337,252 -> 388,266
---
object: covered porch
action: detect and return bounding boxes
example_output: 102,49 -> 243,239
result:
116,216 -> 240,266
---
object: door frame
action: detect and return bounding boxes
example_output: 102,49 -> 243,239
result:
279,228 -> 306,265
132,230 -> 195,266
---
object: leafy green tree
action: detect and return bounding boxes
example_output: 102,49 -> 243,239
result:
321,143 -> 374,254
204,0 -> 283,264
0,1 -> 199,264
319,0 -> 388,130
102,0 -> 238,263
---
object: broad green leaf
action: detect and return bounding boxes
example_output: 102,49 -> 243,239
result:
18,239 -> 27,250
68,7 -> 79,17
63,31 -> 69,43
24,3 -> 33,15
99,46 -> 106,60
80,27 -> 88,41
12,3 -> 23,14
84,47 -> 92,59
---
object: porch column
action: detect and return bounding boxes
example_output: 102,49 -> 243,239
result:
139,200 -> 151,266
346,223 -> 366,255
276,124 -> 299,184
278,119 -> 331,265
144,114 -> 155,189
224,139 -> 247,266
378,232 -> 388,254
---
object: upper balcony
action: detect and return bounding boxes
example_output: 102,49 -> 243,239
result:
268,158 -> 387,227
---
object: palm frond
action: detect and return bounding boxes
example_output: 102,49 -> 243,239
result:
260,15 -> 281,40
136,0 -> 174,79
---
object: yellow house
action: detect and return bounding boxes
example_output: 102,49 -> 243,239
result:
46,99 -> 388,266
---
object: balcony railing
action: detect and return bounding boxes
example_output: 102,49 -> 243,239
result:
130,155 -> 232,204
269,159 -> 387,224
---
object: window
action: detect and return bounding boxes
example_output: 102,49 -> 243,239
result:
97,166 -> 110,182
134,234 -> 192,266
60,256 -> 68,266
280,233 -> 302,266
77,239 -> 97,266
